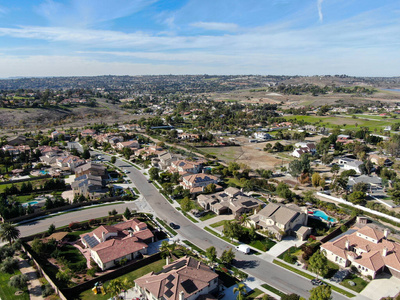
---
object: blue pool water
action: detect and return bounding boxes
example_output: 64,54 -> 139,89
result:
22,201 -> 39,207
39,170 -> 48,175
312,210 -> 336,222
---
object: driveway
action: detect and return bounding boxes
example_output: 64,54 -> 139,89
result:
265,236 -> 300,258
360,273 -> 400,299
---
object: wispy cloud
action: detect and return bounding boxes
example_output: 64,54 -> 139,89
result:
191,22 -> 238,32
35,0 -> 158,27
0,5 -> 9,14
317,0 -> 324,22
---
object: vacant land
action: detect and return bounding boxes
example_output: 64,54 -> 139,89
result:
201,141 -> 290,170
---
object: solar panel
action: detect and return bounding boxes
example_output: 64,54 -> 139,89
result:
164,289 -> 173,298
165,281 -> 174,289
181,280 -> 197,294
167,274 -> 175,281
83,235 -> 99,248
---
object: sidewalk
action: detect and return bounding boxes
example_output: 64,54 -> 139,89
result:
18,257 -> 44,300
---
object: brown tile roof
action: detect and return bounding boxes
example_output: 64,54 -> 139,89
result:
135,256 -> 218,300
92,236 -> 148,263
322,225 -> 400,272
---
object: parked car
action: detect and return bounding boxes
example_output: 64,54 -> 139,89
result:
169,222 -> 179,229
311,278 -> 326,286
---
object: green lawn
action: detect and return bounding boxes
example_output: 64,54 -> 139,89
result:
248,239 -> 276,252
341,274 -> 369,293
225,177 -> 245,188
210,220 -> 228,228
79,258 -> 166,300
59,245 -> 87,271
0,178 -> 49,193
261,283 -> 286,298
0,269 -> 29,300
204,227 -> 239,246
199,211 -> 217,221
286,114 -> 398,131
246,288 -> 264,299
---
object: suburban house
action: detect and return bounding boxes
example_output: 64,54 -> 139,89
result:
2,144 -> 31,156
80,128 -> 97,137
321,225 -> 400,279
253,132 -> 272,140
151,151 -> 179,170
347,175 -> 382,193
71,174 -> 105,199
134,256 -> 219,300
338,157 -> 363,174
181,173 -> 221,194
168,160 -> 203,176
75,162 -> 107,179
116,140 -> 140,150
197,187 -> 264,217
369,154 -> 392,166
135,145 -> 164,159
291,142 -> 316,158
80,219 -> 154,270
56,155 -> 85,171
51,130 -> 70,141
249,203 -> 310,240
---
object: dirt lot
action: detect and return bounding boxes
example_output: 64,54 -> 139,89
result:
201,138 -> 293,170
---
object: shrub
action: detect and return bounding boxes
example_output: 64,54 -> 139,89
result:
0,257 -> 19,273
0,245 -> 15,260
9,274 -> 28,289
41,284 -> 55,297
283,253 -> 297,264
87,268 -> 97,277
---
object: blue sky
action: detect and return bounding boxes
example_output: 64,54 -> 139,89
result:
0,0 -> 399,77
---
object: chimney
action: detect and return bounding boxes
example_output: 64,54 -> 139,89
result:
383,247 -> 388,257
102,231 -> 106,242
129,232 -> 134,237
166,256 -> 169,266
179,291 -> 185,300
345,240 -> 350,250
384,228 -> 390,239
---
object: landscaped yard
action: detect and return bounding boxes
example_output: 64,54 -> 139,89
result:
210,220 -> 228,228
199,211 -> 217,221
79,258 -> 166,300
0,269 -> 29,300
248,239 -> 276,252
246,288 -> 264,299
341,274 -> 369,293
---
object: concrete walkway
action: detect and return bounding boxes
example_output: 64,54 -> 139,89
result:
18,257 -> 44,300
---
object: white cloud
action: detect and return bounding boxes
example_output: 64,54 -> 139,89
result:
317,0 -> 324,22
191,22 -> 238,32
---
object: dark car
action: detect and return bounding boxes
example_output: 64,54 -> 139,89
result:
169,222 -> 179,229
311,278 -> 326,286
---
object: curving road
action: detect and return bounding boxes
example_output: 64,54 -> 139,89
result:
98,153 -> 354,300
18,151 -> 357,300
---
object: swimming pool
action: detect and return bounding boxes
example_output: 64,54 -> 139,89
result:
39,170 -> 49,175
22,201 -> 39,207
312,210 -> 336,223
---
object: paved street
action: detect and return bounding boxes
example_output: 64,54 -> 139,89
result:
97,152 -> 355,300
16,151 -> 367,300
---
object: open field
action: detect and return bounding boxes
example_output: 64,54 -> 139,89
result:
200,142 -> 290,170
287,114 -> 398,131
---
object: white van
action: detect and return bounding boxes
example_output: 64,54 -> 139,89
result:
236,245 -> 250,254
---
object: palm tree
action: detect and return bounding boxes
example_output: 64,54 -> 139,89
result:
107,278 -> 130,299
0,222 -> 20,245
240,213 -> 250,227
233,283 -> 247,300
160,240 -> 176,259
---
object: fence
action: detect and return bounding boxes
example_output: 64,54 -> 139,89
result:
0,174 -> 50,185
320,216 -> 356,244
23,240 -> 163,300
317,192 -> 400,224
